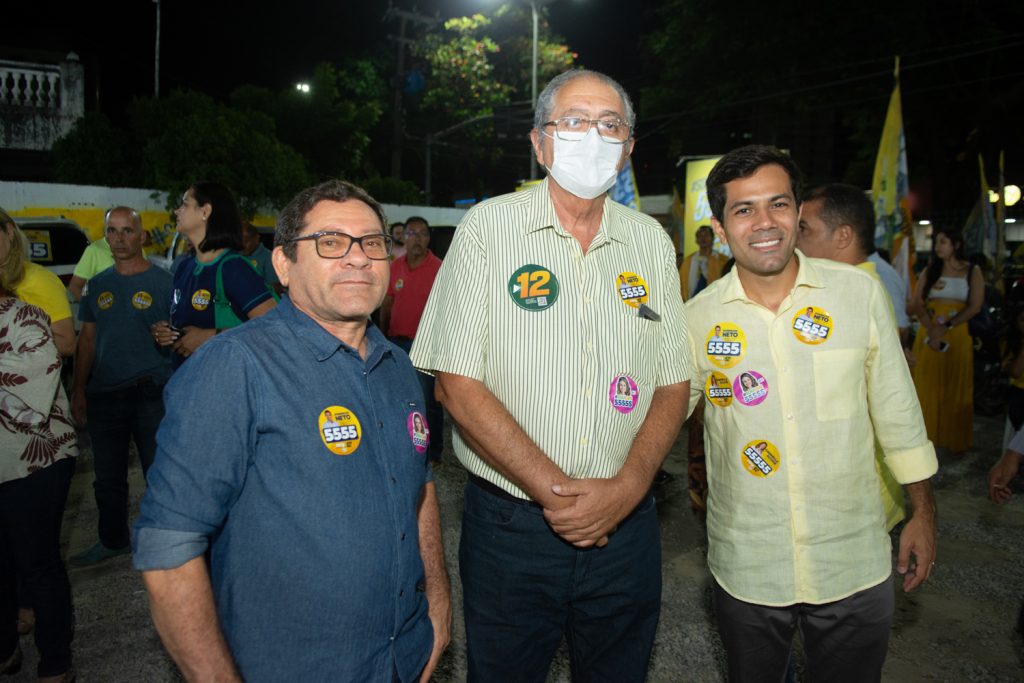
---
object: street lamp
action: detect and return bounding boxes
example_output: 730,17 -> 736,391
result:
295,83 -> 311,93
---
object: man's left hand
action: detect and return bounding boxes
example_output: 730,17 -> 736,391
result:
896,512 -> 936,592
418,590 -> 451,682
544,477 -> 643,548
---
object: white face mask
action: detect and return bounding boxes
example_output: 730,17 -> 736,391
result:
545,128 -> 624,199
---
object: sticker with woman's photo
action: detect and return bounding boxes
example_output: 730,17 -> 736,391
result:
408,411 -> 430,453
741,439 -> 781,478
704,372 -> 733,408
609,375 -> 639,414
733,371 -> 769,407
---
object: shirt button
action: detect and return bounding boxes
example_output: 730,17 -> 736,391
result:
781,366 -> 788,373
378,421 -> 384,428
580,437 -> 589,446
585,388 -> 593,397
400,533 -> 406,541
399,589 -> 405,597
583,296 -> 592,304
786,413 -> 794,421
390,477 -> 397,484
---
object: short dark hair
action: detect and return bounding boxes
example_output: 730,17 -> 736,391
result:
706,145 -> 802,223
404,215 -> 429,232
276,179 -> 388,260
803,183 -> 876,256
192,181 -> 243,252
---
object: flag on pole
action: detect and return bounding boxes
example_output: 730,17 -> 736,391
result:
610,158 -> 640,211
962,154 -> 997,258
871,57 -> 915,294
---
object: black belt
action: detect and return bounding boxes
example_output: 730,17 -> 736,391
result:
469,474 -> 542,508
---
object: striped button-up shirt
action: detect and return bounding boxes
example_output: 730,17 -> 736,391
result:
685,252 -> 937,606
411,179 -> 692,498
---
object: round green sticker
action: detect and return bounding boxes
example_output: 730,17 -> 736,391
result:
508,264 -> 560,311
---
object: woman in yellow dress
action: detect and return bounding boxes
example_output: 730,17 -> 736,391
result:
909,227 -> 984,454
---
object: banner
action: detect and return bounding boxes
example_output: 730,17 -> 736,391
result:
683,156 -> 723,257
871,58 -> 914,293
610,158 -> 640,211
962,154 -> 996,257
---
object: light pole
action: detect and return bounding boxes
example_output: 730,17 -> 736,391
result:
153,0 -> 161,98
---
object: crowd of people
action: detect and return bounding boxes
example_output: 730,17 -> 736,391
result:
0,67 -> 1019,682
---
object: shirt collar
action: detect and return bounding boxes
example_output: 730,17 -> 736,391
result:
280,296 -> 390,365
718,249 -> 826,304
521,177 -> 629,246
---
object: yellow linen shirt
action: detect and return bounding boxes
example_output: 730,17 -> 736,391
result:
411,179 -> 692,498
685,252 -> 936,606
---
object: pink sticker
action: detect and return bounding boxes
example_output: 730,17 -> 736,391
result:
609,375 -> 639,414
733,371 -> 769,407
407,412 -> 430,453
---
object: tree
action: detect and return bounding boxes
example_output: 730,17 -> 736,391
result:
51,112 -> 137,187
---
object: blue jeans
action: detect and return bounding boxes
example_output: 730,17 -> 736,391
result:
86,380 -> 165,549
460,481 -> 661,683
0,457 -> 75,677
388,337 -> 444,462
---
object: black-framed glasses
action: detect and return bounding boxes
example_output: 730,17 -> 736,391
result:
542,116 -> 631,144
285,230 -> 394,260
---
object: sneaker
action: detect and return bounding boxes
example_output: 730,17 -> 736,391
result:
68,542 -> 130,568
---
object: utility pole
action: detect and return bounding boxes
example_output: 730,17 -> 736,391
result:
385,5 -> 437,180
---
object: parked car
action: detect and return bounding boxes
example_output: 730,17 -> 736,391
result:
17,216 -> 90,286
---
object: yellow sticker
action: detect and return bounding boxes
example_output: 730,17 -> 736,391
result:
132,291 -> 153,310
791,306 -> 833,345
616,272 -> 649,309
318,405 -> 362,456
704,371 -> 733,407
97,292 -> 114,310
741,439 -> 781,478
191,289 -> 212,311
704,323 -> 746,369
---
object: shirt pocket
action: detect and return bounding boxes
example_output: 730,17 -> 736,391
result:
811,348 -> 867,422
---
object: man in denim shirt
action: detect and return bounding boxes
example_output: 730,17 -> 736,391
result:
133,180 -> 451,682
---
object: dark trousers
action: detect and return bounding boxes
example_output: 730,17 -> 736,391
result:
713,578 -> 894,683
86,381 -> 165,549
460,481 -> 661,683
0,457 -> 75,677
388,337 -> 443,461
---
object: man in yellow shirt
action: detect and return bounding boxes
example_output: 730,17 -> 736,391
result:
687,146 -> 937,682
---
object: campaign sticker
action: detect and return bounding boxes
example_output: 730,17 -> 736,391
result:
508,264 -> 559,311
318,405 -> 362,456
704,372 -> 733,407
132,291 -> 153,310
394,278 -> 405,292
791,306 -> 832,345
191,289 -> 212,311
733,371 -> 769,407
97,292 -> 114,310
408,411 -> 430,453
616,272 -> 649,309
741,439 -> 781,478
705,323 -> 746,369
609,375 -> 639,414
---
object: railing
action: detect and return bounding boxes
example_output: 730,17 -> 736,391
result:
0,60 -> 61,109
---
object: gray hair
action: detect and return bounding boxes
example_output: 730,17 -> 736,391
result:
533,69 -> 636,134
276,179 -> 388,260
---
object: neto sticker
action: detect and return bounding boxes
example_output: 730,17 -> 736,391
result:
733,371 -> 769,407
394,278 -> 405,292
704,372 -> 733,407
318,405 -> 362,456
191,289 -> 212,311
791,306 -> 832,345
705,323 -> 746,369
616,272 -> 649,309
609,375 -> 639,414
408,411 -> 430,453
132,291 -> 153,310
508,264 -> 559,311
97,292 -> 114,310
741,439 -> 780,478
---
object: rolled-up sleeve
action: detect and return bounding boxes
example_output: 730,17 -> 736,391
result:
132,337 -> 259,570
864,278 -> 937,483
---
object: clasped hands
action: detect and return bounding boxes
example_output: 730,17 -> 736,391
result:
542,475 -> 646,548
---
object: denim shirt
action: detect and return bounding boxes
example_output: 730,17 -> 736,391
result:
134,296 -> 433,682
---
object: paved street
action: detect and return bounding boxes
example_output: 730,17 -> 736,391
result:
7,413 -> 1023,682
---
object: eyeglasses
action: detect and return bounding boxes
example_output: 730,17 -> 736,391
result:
404,229 -> 429,239
542,116 -> 631,144
285,230 -> 394,260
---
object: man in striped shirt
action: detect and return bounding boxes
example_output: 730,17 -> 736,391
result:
412,69 -> 692,682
